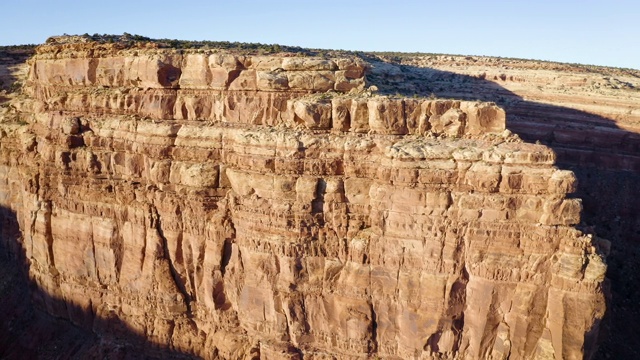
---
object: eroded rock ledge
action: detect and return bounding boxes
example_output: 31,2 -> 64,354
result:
0,37 -> 607,359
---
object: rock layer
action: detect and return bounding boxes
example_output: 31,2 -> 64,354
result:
365,54 -> 640,358
0,39 -> 608,359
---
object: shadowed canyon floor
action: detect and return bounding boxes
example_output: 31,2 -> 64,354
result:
1,36 -> 638,359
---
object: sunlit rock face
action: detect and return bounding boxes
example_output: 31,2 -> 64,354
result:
0,37 -> 608,359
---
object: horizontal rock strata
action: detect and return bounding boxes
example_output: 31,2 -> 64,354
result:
0,39 -> 608,359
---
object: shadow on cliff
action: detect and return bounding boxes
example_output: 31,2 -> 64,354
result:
0,206 -> 199,359
364,56 -> 640,360
0,46 -> 34,94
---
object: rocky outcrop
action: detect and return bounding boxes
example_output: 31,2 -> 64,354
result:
0,38 -> 608,359
368,55 -> 640,171
364,54 -> 640,358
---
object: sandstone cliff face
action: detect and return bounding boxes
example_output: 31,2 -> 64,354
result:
0,39 -> 608,359
365,54 -> 640,358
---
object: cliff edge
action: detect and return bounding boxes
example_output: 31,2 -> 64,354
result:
0,36 -> 611,359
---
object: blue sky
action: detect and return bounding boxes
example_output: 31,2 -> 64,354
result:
2,0 -> 638,69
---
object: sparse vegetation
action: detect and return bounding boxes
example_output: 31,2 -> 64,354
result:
37,33 -> 640,77
0,44 -> 37,54
48,33 -> 350,57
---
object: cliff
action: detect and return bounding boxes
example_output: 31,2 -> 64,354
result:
363,54 -> 640,358
0,37 -> 613,359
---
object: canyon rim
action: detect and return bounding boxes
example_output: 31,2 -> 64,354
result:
2,34 -> 639,359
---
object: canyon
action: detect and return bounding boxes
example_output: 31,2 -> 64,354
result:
1,35 -> 638,359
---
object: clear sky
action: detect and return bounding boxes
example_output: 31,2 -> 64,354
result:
2,0 -> 638,69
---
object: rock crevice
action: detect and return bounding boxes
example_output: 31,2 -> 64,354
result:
0,38 -> 609,359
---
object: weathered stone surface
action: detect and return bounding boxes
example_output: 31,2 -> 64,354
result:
291,99 -> 332,129
0,38 -> 609,360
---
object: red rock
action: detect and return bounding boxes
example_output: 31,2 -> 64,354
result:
0,37 -> 608,360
